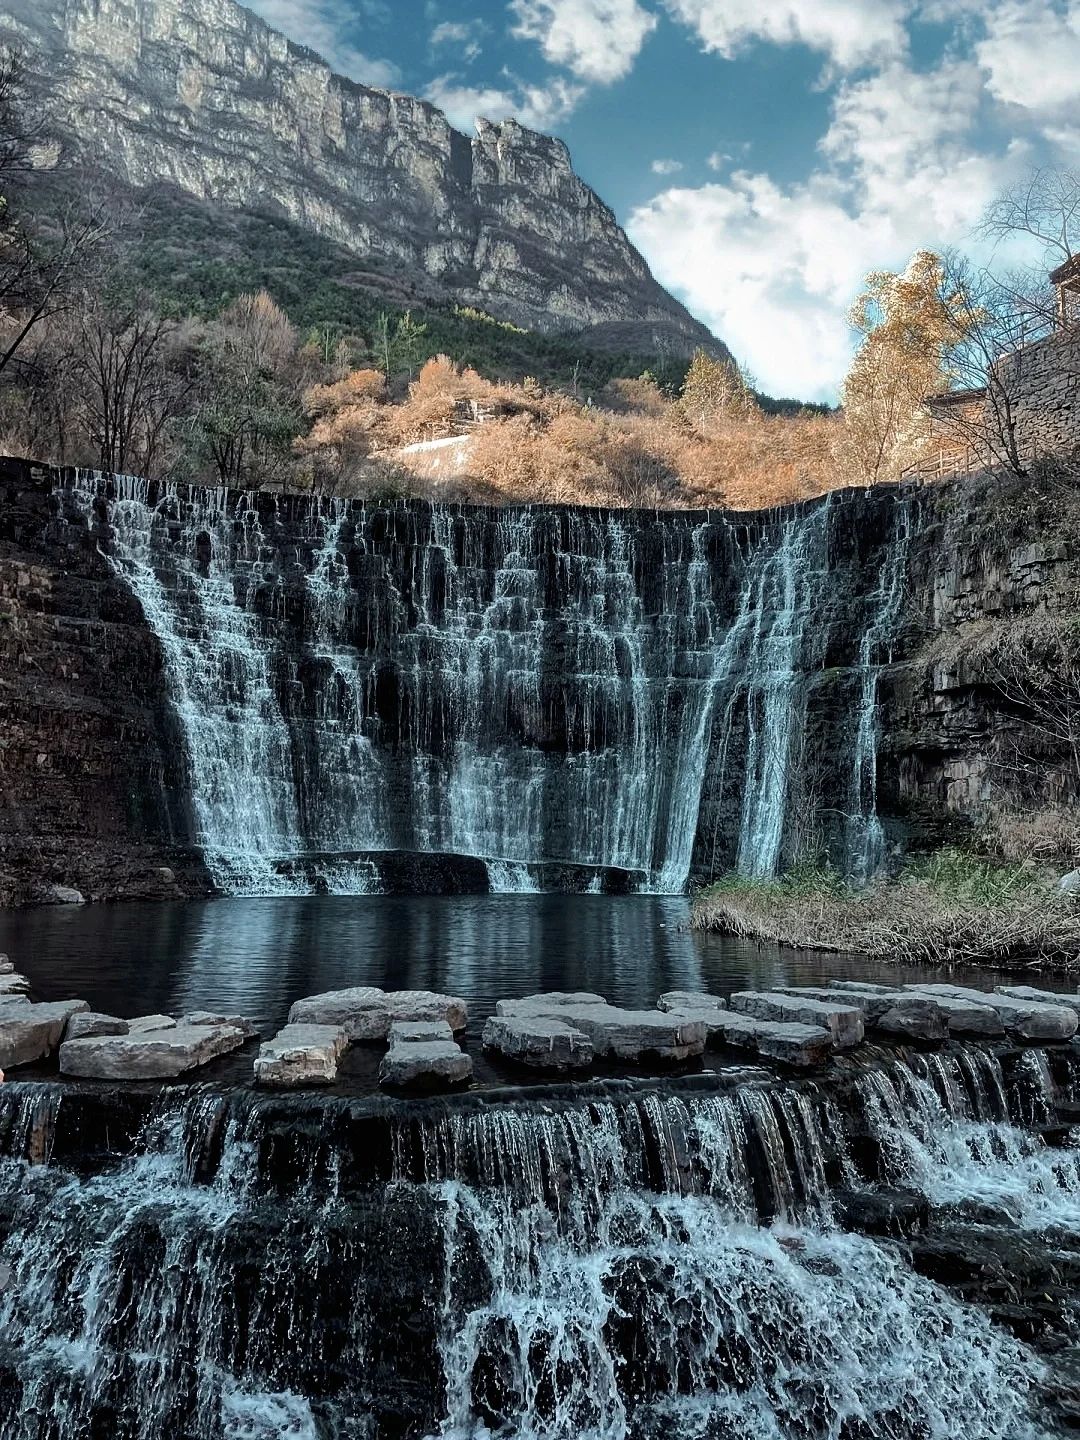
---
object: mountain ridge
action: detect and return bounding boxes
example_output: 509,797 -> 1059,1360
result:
0,0 -> 725,358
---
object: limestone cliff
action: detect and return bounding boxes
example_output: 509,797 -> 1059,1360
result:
0,0 -> 721,353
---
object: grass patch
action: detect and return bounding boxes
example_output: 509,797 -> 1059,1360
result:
691,849 -> 1080,970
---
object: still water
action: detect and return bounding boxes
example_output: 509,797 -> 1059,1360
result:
0,894 -> 1064,1038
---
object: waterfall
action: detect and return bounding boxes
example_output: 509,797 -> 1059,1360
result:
66,476 -> 912,896
0,1054 -> 1065,1440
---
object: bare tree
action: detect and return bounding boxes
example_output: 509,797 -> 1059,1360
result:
980,167 -> 1080,267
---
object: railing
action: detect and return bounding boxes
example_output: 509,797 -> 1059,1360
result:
900,446 -> 985,482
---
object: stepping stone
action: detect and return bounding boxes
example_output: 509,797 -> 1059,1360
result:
497,997 -> 705,1062
182,1011 -> 259,1038
379,1039 -> 473,1093
827,981 -> 898,996
60,1023 -> 246,1079
0,999 -> 90,1069
65,1012 -> 130,1041
657,991 -> 728,1014
0,955 -> 16,974
254,1024 -> 347,1088
995,985 -> 1080,1018
128,1015 -> 177,1034
775,986 -> 947,1041
905,984 -> 1077,1040
728,992 -> 865,1049
496,992 -> 607,1018
482,1015 -> 595,1072
388,1020 -> 454,1043
823,983 -> 1003,1037
705,1012 -> 833,1068
0,974 -> 31,997
289,987 -> 467,1042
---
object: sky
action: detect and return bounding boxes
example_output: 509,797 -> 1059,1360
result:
246,0 -> 1080,401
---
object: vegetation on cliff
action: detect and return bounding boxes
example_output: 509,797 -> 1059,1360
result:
692,851 -> 1080,969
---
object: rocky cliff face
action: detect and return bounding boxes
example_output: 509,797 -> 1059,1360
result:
0,0 -> 720,353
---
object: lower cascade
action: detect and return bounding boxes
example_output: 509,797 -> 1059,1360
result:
2,1044 -> 1079,1438
63,475 -> 913,897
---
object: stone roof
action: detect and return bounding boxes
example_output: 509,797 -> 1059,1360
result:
923,387 -> 987,408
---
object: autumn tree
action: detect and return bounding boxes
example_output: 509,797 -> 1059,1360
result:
841,250 -> 960,484
678,348 -> 758,429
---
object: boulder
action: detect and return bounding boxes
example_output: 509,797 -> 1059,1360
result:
481,1015 -> 595,1072
729,992 -> 864,1049
1058,869 -> 1080,895
905,984 -> 1077,1040
182,1011 -> 259,1038
495,992 -> 607,1019
0,974 -> 31,997
656,991 -> 728,1014
774,986 -> 947,1041
705,1012 -> 833,1068
379,1040 -> 473,1093
0,955 -> 15,974
254,1024 -> 347,1088
288,987 -> 467,1042
127,1015 -> 178,1033
0,999 -> 90,1069
60,1023 -> 246,1079
42,885 -> 86,905
65,1012 -> 130,1041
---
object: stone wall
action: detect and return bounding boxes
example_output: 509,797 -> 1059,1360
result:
0,459 -> 209,905
1001,328 -> 1080,462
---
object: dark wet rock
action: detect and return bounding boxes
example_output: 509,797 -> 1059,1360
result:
254,1024 -> 348,1087
481,1015 -> 595,1072
289,988 -> 468,1042
834,1188 -> 930,1238
60,1023 -> 246,1079
379,1040 -> 473,1093
729,992 -> 865,1049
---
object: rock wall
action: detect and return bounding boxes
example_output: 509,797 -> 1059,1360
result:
0,459 -> 208,905
999,329 -> 1080,462
0,0 -> 720,353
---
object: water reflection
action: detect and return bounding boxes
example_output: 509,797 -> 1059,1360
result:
2,895 -> 1072,1036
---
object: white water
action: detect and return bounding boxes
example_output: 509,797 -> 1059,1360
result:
68,476 -> 909,896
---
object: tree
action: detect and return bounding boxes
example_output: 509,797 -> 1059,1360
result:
372,309 -> 428,385
976,167 -> 1080,337
841,250 -> 960,484
679,349 -> 758,429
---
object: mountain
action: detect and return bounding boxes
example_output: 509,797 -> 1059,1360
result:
0,0 -> 723,359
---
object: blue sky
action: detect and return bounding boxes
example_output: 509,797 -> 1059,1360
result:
248,0 -> 1080,400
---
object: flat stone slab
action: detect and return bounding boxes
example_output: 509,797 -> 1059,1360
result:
496,998 -> 705,1062
729,992 -> 865,1049
128,1015 -> 178,1034
289,987 -> 467,1042
388,1020 -> 454,1043
775,986 -> 947,1041
482,1015 -> 595,1072
182,1011 -> 259,1038
0,999 -> 90,1069
254,1024 -> 347,1088
705,1012 -> 834,1068
65,1012 -> 130,1041
496,992 -> 607,1019
827,981 -> 897,996
379,1040 -> 473,1093
905,984 -> 1077,1040
657,991 -> 728,1014
60,1023 -> 245,1080
0,974 -> 31,997
995,985 -> 1080,1017
823,982 -> 1003,1038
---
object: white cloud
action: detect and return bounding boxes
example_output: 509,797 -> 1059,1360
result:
247,0 -> 400,87
663,0 -> 912,69
424,72 -> 585,130
975,1 -> 1080,115
510,0 -> 658,83
651,158 -> 684,175
628,57 -> 1027,399
430,19 -> 485,62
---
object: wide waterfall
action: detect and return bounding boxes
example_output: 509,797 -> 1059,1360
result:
1,1044 -> 1077,1438
63,475 -> 913,897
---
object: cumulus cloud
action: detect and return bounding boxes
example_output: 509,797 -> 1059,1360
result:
247,0 -> 400,87
510,0 -> 658,83
651,158 -> 684,175
424,72 -> 584,130
975,1 -> 1080,115
662,0 -> 912,69
628,57 -> 1027,399
430,19 -> 486,63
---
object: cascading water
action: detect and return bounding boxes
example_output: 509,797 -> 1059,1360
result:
0,1047 -> 1076,1439
65,475 -> 912,897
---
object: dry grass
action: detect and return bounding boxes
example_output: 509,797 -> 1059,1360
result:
692,852 -> 1080,969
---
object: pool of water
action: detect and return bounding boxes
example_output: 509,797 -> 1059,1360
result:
0,895 -> 1068,1038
